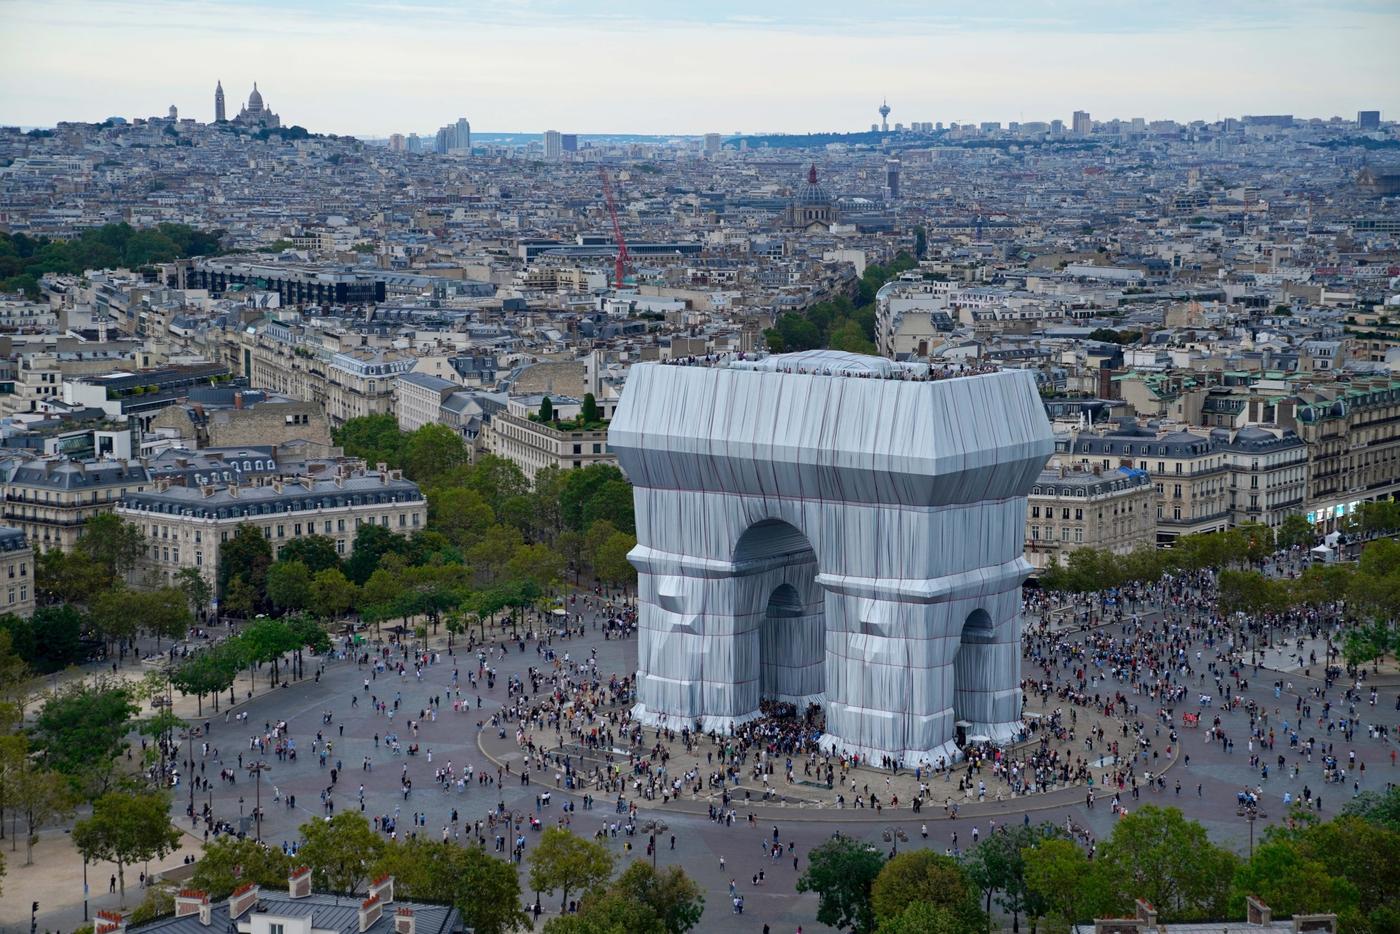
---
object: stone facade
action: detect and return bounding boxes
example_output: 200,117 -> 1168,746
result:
1025,465 -> 1156,570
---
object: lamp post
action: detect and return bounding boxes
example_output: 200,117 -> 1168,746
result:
1242,800 -> 1261,859
83,857 -> 89,922
247,761 -> 270,843
881,826 -> 908,857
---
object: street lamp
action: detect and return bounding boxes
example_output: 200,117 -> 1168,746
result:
247,761 -> 270,843
1241,800 -> 1263,859
881,826 -> 909,857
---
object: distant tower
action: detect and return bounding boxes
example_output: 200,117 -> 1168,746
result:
885,156 -> 901,200
879,98 -> 891,133
214,80 -> 225,123
168,104 -> 178,121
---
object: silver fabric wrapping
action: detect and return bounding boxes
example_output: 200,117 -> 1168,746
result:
610,353 -> 1054,765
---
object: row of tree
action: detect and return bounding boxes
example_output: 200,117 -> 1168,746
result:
799,792 -> 1399,933
184,815 -> 704,934
0,222 -> 227,299
763,253 -> 920,354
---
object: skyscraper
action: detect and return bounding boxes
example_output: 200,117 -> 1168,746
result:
885,156 -> 901,200
214,80 -> 225,123
561,134 -> 578,153
453,118 -> 471,152
406,133 -> 421,154
434,126 -> 450,154
1072,110 -> 1091,136
703,132 -> 721,155
543,130 -> 562,159
388,133 -> 405,152
1358,110 -> 1381,130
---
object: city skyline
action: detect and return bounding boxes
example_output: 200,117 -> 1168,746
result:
2,0 -> 1398,135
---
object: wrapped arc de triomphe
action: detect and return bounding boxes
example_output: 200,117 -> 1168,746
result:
609,351 -> 1055,766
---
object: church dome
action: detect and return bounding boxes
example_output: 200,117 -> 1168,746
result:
247,83 -> 264,113
794,164 -> 831,205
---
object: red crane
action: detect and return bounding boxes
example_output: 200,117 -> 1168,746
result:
598,166 -> 630,288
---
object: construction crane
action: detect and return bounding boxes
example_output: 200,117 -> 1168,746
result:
598,166 -> 630,288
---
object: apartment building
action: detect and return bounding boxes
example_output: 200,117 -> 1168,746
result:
1055,422 -> 1230,545
1025,465 -> 1156,570
1214,426 -> 1308,529
237,327 -> 412,426
482,398 -> 613,482
115,464 -> 426,590
395,372 -> 460,432
0,527 -> 34,618
0,457 -> 152,552
1286,378 -> 1400,530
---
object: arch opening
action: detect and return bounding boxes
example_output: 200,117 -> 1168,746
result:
733,520 -> 826,708
953,608 -> 997,740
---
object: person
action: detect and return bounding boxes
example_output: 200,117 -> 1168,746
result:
110,875 -> 116,893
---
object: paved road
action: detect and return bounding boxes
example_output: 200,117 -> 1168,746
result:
18,579 -> 1400,934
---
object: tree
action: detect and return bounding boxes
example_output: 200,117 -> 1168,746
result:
795,835 -> 886,933
428,487 -> 496,547
1276,514 -> 1315,551
333,413 -> 404,467
32,683 -> 136,795
371,838 -> 528,934
527,826 -> 615,911
581,479 -> 635,535
401,424 -> 469,485
1024,838 -> 1120,932
175,567 -> 213,618
72,791 -> 182,900
505,542 -> 565,593
580,393 -> 600,425
277,535 -> 341,574
344,524 -> 410,585
266,560 -> 313,612
218,522 -> 273,608
76,514 -> 146,581
1229,840 -> 1358,922
298,813 -> 385,895
144,587 -> 194,646
13,758 -> 76,865
876,901 -> 983,934
89,589 -> 143,655
310,567 -> 358,620
1095,806 -> 1237,922
593,531 -> 638,588
467,525 -> 524,585
1217,569 -> 1285,617
871,850 -> 981,929
539,396 -> 554,422
5,604 -> 84,673
192,836 -> 293,899
34,548 -> 111,606
560,465 -> 631,533
611,862 -> 704,934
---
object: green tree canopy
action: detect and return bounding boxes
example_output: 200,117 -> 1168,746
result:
72,791 -> 182,899
298,812 -> 385,894
796,835 -> 886,933
527,826 -> 615,911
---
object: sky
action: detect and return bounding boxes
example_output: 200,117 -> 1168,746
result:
2,0 -> 1398,136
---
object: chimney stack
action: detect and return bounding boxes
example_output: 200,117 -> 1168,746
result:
1247,896 -> 1273,926
368,874 -> 395,905
175,890 -> 212,926
95,910 -> 127,934
288,866 -> 312,899
358,894 -> 383,933
228,882 -> 259,920
394,907 -> 416,934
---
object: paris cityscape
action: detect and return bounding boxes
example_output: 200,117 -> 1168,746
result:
0,2 -> 1399,933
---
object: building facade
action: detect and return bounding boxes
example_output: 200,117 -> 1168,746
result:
0,458 -> 152,552
1056,423 -> 1231,545
1215,426 -> 1308,529
1025,466 -> 1156,571
0,527 -> 34,618
483,402 -> 614,482
116,465 -> 426,591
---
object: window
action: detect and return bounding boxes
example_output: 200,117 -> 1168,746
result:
277,525 -> 285,538
269,924 -> 285,934
1031,506 -> 1040,518
399,514 -> 406,527
195,551 -> 203,567
1074,527 -> 1084,543
1031,527 -> 1039,540
1074,509 -> 1083,520
1060,527 -> 1070,541
336,539 -> 346,555
412,513 -> 420,527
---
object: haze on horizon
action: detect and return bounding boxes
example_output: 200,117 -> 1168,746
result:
2,0 -> 1398,136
